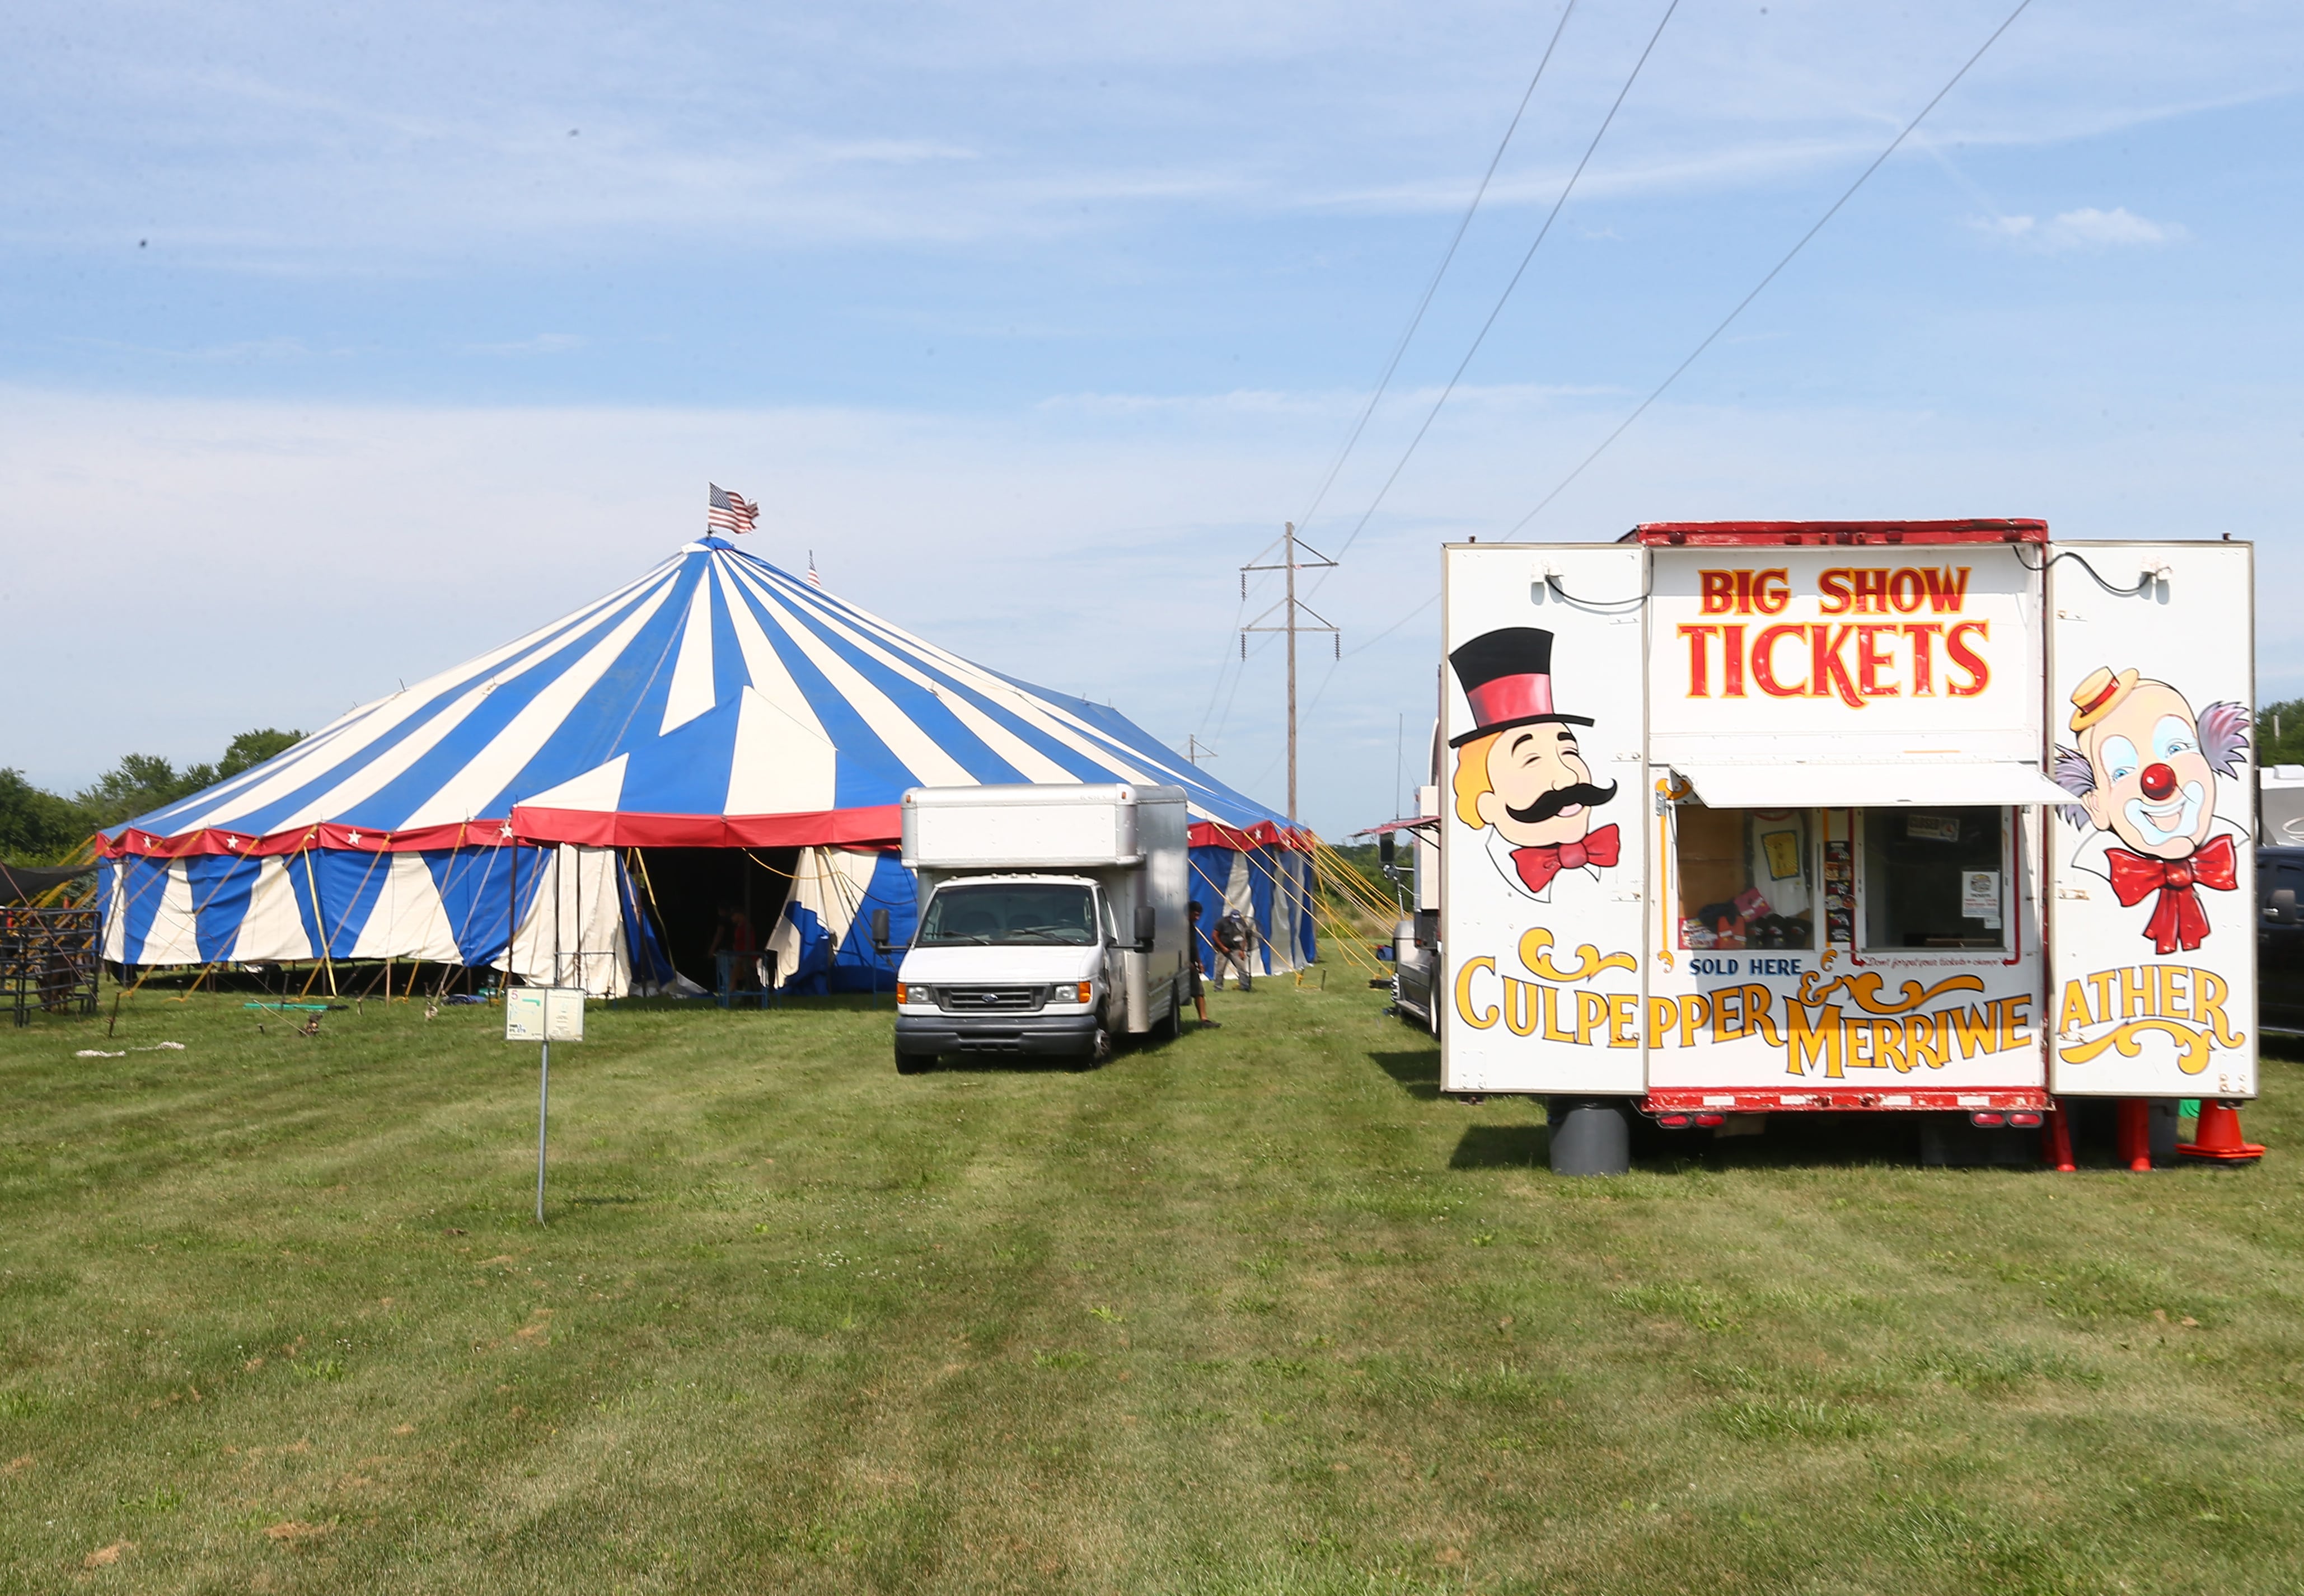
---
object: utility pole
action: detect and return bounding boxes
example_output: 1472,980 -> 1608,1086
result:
1241,522 -> 1338,822
1183,734 -> 1217,766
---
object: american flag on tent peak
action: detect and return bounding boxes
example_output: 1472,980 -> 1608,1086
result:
807,551 -> 822,589
707,482 -> 758,534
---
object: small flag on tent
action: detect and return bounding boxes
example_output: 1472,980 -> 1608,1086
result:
706,483 -> 758,535
807,552 -> 822,589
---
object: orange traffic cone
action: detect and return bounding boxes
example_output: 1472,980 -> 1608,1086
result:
2041,1101 -> 2076,1173
2116,1097 -> 2154,1173
2177,1100 -> 2264,1163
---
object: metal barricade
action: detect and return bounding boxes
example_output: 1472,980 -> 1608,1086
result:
3,907 -> 101,1026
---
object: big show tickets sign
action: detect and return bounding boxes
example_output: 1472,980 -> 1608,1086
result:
1648,544 -> 2044,761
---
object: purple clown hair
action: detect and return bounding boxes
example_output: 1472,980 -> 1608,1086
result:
2051,698 -> 2251,831
2050,745 -> 2095,832
2200,700 -> 2252,777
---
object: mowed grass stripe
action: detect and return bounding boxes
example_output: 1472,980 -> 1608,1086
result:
2,980 -> 2301,1593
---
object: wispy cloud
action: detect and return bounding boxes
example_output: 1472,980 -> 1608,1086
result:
466,333 -> 586,356
1971,205 -> 2188,250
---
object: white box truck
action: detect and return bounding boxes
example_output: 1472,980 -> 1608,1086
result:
891,783 -> 1192,1072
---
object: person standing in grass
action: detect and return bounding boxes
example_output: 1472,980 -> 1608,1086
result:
1210,903 -> 1256,992
1187,901 -> 1214,1026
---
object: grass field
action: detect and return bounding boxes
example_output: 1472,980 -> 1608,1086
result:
3,977 -> 2302,1594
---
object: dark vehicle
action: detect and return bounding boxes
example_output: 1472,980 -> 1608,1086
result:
2260,843 -> 2304,1034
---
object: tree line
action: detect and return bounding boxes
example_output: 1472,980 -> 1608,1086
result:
0,729 -> 304,865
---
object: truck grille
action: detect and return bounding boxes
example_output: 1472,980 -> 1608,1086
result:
938,985 -> 1048,1013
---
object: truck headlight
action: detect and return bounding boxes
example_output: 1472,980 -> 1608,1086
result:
898,983 -> 931,1006
1050,982 -> 1092,1005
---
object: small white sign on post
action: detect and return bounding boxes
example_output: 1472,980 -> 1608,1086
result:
505,986 -> 584,1043
506,987 -> 584,1223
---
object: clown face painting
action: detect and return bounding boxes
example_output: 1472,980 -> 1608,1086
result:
2053,666 -> 2250,955
1448,626 -> 1619,902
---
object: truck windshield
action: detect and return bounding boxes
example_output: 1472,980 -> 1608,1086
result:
917,884 -> 1100,947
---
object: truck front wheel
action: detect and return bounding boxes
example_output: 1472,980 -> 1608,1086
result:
1081,1026 -> 1112,1068
896,1042 -> 931,1075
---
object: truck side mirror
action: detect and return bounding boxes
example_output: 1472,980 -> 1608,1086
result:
2272,888 -> 2297,921
1133,904 -> 1156,950
1378,834 -> 1397,867
870,908 -> 892,953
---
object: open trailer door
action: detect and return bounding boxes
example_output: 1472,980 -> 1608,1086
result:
2046,541 -> 2257,1101
1440,542 -> 1648,1096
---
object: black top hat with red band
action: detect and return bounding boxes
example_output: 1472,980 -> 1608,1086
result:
1448,626 -> 1592,747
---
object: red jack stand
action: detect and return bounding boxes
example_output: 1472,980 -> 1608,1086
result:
2115,1097 -> 2153,1173
2177,1100 -> 2264,1163
2041,1101 -> 2076,1172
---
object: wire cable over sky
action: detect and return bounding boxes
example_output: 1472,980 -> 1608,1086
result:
1291,0 -> 1580,538
1505,0 -> 2036,533
1195,6 -> 1579,747
1313,0 -> 1682,587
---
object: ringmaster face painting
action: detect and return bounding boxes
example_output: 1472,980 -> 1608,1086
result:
1449,626 -> 1619,902
2053,666 -> 2250,955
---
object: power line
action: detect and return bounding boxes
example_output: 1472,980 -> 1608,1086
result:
1192,575 -> 1258,738
1201,15 -> 1576,747
1292,2 -> 1580,538
1211,629 -> 1277,749
1292,588 -> 1440,734
1505,0 -> 2036,533
1313,0 -> 1682,588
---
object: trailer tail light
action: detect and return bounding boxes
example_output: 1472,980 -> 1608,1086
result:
2007,1111 -> 2043,1128
1969,1111 -> 2006,1128
1694,1113 -> 1725,1128
1656,1113 -> 1691,1129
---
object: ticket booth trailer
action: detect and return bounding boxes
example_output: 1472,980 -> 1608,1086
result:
1436,520 -> 2257,1173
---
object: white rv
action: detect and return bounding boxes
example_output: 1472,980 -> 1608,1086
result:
892,783 -> 1192,1071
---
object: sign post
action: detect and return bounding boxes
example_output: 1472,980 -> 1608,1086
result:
505,987 -> 585,1223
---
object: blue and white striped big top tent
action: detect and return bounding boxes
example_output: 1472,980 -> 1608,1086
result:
98,536 -> 1315,996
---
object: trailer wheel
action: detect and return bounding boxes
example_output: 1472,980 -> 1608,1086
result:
895,1043 -> 931,1076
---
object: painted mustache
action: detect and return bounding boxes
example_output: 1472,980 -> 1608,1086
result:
1506,778 -> 1618,825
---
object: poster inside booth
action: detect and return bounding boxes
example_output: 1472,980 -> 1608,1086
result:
2048,543 -> 2256,1099
1440,544 -> 1647,1096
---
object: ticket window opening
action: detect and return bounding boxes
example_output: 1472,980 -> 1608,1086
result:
1861,806 -> 2009,951
1677,808 -> 1815,951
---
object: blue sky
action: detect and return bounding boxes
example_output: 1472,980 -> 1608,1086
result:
4,0 -> 2300,836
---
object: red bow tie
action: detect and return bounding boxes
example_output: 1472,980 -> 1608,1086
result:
2104,832 -> 2237,955
1511,823 -> 1621,894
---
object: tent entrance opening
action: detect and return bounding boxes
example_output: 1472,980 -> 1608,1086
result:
632,847 -> 797,990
